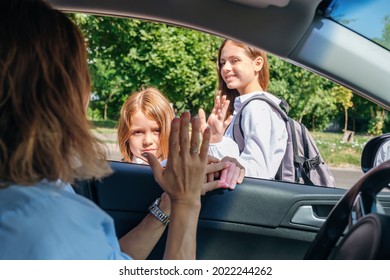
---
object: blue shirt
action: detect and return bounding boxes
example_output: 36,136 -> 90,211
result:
0,180 -> 132,260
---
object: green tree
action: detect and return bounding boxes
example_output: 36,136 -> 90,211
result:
374,15 -> 390,50
268,56 -> 338,130
70,14 -> 221,120
331,85 -> 353,132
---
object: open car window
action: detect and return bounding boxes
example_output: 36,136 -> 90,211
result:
71,13 -> 389,188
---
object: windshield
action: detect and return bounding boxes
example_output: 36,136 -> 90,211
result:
326,0 -> 390,50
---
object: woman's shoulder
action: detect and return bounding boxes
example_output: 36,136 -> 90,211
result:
0,182 -> 107,233
0,182 -> 126,259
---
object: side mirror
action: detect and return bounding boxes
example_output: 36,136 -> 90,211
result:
361,133 -> 390,173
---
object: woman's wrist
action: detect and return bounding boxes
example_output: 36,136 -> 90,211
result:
158,192 -> 171,215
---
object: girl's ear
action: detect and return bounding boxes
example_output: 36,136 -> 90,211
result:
254,56 -> 264,72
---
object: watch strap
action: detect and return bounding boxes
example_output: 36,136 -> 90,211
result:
148,198 -> 170,226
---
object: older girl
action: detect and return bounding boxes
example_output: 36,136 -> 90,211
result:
200,39 -> 288,179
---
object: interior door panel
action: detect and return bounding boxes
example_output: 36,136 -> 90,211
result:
74,161 -> 390,259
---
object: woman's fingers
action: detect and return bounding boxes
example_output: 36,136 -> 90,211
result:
190,115 -> 201,156
206,161 -> 229,174
207,155 -> 220,164
198,108 -> 208,133
199,125 -> 210,162
144,152 -> 164,188
202,180 -> 229,195
179,111 -> 191,157
167,117 -> 181,164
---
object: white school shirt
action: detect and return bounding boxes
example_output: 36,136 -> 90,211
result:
208,91 -> 288,179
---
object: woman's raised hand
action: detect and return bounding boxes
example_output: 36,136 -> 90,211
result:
146,111 -> 209,206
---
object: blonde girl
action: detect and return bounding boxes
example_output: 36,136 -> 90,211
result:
118,88 -> 174,164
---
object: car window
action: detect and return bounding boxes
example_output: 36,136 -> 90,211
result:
70,13 -> 389,188
326,0 -> 390,51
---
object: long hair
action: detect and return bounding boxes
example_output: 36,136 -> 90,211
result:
217,39 -> 270,116
0,0 -> 112,186
117,88 -> 175,162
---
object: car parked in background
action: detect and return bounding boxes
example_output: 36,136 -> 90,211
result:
50,0 -> 390,259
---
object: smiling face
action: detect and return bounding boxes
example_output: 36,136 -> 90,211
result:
219,41 -> 264,95
128,109 -> 161,163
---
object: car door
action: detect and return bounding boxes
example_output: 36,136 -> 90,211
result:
75,160 -> 390,260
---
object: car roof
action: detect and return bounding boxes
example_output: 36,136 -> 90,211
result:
49,0 -> 390,110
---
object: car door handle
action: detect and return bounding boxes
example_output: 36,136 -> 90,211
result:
291,205 -> 326,228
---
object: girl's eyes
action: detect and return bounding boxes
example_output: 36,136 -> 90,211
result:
131,128 -> 160,135
132,130 -> 143,135
220,58 -> 239,66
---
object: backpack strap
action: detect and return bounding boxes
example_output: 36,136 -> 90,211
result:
233,95 -> 289,181
279,98 -> 290,114
299,122 -> 323,185
288,118 -> 303,183
233,95 -> 289,153
301,123 -> 309,159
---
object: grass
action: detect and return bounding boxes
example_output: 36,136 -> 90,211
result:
312,132 -> 373,168
91,119 -> 374,168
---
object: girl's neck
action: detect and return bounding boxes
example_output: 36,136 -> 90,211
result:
238,84 -> 263,95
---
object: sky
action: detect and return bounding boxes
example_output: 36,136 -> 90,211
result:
330,0 -> 389,41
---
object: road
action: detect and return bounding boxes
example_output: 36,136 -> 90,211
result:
329,167 -> 363,189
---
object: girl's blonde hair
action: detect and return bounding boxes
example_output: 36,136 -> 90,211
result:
117,88 -> 175,162
0,0 -> 111,186
217,39 -> 270,116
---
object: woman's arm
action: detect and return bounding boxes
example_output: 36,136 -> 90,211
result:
118,192 -> 170,259
147,112 -> 209,259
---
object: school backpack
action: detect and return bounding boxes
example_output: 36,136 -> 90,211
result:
233,95 -> 336,187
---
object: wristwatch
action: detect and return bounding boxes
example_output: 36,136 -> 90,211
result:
148,197 -> 170,226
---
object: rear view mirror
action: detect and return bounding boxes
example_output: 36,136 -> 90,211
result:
361,133 -> 390,173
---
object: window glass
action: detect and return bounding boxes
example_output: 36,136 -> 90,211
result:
327,0 -> 390,50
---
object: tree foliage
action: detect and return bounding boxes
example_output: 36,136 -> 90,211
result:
69,14 -> 388,134
268,56 -> 338,130
71,14 -> 222,120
